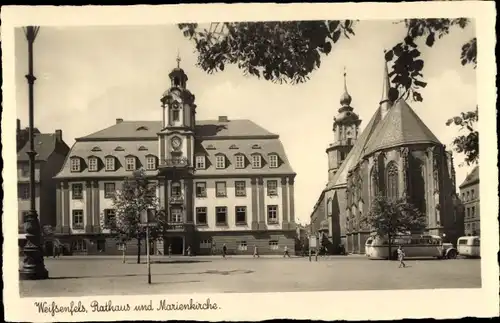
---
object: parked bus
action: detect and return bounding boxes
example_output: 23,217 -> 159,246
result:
365,234 -> 457,260
457,236 -> 480,258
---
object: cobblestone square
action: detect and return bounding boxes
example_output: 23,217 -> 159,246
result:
20,255 -> 481,297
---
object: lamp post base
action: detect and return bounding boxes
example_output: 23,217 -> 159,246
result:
19,209 -> 49,281
19,267 -> 49,280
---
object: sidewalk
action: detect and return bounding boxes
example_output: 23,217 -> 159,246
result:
45,254 -> 366,260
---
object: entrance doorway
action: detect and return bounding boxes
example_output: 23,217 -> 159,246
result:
166,236 -> 184,255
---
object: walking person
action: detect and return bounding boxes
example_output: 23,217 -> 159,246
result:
397,245 -> 406,268
186,245 -> 192,257
253,245 -> 260,258
283,245 -> 290,258
222,243 -> 227,259
168,244 -> 172,258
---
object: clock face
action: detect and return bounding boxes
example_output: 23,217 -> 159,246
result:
171,101 -> 180,109
171,137 -> 182,149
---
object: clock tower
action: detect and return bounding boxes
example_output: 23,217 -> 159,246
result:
326,69 -> 361,181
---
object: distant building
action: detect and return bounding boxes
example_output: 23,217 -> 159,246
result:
17,119 -> 70,236
53,61 -> 297,256
460,166 -> 480,236
310,62 -> 463,254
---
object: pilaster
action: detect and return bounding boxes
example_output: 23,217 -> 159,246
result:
399,147 -> 409,199
251,178 -> 258,230
92,180 -> 100,233
62,181 -> 70,234
85,180 -> 92,233
288,176 -> 296,225
281,177 -> 289,230
257,177 -> 266,230
55,181 -> 62,233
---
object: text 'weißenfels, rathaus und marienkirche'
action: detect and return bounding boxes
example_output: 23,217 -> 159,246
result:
51,59 -> 297,256
310,62 -> 463,254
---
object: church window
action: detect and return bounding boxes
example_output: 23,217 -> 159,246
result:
327,198 -> 333,216
386,162 -> 399,201
370,167 -> 378,199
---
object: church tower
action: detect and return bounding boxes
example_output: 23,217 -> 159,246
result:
159,54 -> 197,167
326,69 -> 361,181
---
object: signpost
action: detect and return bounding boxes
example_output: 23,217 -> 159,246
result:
140,209 -> 157,284
309,235 -> 318,262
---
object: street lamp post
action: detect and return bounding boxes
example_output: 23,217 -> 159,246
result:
140,209 -> 156,284
19,26 -> 49,280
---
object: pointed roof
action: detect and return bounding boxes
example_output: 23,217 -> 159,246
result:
459,166 -> 479,188
325,107 -> 383,190
339,68 -> 352,107
380,61 -> 391,105
363,100 -> 441,157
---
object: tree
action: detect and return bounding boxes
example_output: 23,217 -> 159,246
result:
178,19 -> 475,102
445,106 -> 479,166
101,169 -> 168,264
360,195 -> 426,260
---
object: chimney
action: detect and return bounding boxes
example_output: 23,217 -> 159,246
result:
55,129 -> 62,141
116,118 -> 124,124
16,119 -> 21,132
218,116 -> 229,123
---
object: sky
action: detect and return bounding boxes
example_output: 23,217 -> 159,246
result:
15,20 -> 477,225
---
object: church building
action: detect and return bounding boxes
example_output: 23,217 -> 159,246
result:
53,58 -> 297,256
310,62 -> 463,254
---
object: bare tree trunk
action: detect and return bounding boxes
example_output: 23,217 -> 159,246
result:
388,233 -> 392,260
122,247 -> 126,264
137,238 -> 141,264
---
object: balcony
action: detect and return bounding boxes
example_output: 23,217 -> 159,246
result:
167,222 -> 186,231
161,157 -> 189,168
169,195 -> 184,205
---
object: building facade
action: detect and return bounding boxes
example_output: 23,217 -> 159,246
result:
53,62 -> 297,256
460,166 -> 479,236
17,119 -> 70,239
310,63 -> 463,254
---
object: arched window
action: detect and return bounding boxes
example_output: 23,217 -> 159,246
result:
386,162 -> 399,201
370,166 -> 378,199
171,182 -> 181,197
327,198 -> 333,216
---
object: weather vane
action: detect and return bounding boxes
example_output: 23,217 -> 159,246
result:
176,49 -> 181,68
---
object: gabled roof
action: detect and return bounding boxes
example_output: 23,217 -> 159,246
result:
325,106 -> 383,190
363,100 -> 441,157
459,166 -> 479,188
78,119 -> 278,141
17,133 -> 58,162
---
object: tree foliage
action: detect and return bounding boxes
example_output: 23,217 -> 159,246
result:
101,169 -> 168,263
446,106 -> 479,165
178,19 -> 476,102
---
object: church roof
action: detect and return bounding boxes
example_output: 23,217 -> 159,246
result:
325,106 -> 383,190
363,100 -> 441,157
459,165 -> 479,188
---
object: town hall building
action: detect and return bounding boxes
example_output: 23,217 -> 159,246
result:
310,62 -> 463,254
53,59 -> 297,256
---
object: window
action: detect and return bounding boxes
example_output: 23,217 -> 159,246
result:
216,181 -> 227,197
72,239 -> 87,252
70,158 -> 81,172
471,189 -> 475,199
88,157 -> 98,172
235,155 -> 245,169
252,154 -> 261,168
104,209 -> 116,225
216,206 -> 227,225
170,208 -> 183,223
269,154 -> 279,168
195,182 -> 207,198
104,183 -> 115,198
216,155 -> 226,169
235,181 -> 246,197
466,191 -> 470,201
105,157 -> 115,171
72,209 -> 84,229
267,180 -> 278,196
466,207 -> 470,218
386,162 -> 399,201
200,239 -> 212,249
471,206 -> 476,218
267,205 -> 278,224
327,198 -> 333,216
196,207 -> 207,225
172,110 -> 180,122
97,240 -> 106,252
20,164 -> 29,177
18,184 -> 29,200
72,183 -> 83,199
171,182 -> 182,197
471,222 -> 476,231
125,157 -> 136,171
146,156 -> 156,170
269,240 -> 279,250
195,156 -> 206,169
237,241 -> 248,251
370,167 -> 378,198
235,206 -> 247,224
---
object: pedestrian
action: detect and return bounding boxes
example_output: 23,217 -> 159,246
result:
253,245 -> 259,258
186,245 -> 192,257
222,243 -> 227,259
397,245 -> 406,268
283,245 -> 290,258
168,244 -> 172,258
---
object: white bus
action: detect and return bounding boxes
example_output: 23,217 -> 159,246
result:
365,234 -> 457,260
457,236 -> 480,258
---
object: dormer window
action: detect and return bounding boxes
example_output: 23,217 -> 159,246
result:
125,156 -> 136,171
146,156 -> 157,170
195,155 -> 206,170
115,146 -> 125,152
136,126 -> 149,131
269,154 -> 279,168
105,156 -> 115,171
206,144 -> 216,150
229,144 -> 238,150
91,146 -> 102,152
138,146 -> 148,151
215,155 -> 226,169
252,144 -> 261,149
235,154 -> 245,169
70,158 -> 81,172
88,157 -> 98,172
251,154 -> 262,168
